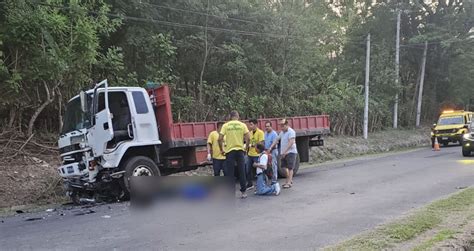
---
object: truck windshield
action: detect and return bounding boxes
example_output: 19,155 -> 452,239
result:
61,97 -> 89,134
438,116 -> 464,125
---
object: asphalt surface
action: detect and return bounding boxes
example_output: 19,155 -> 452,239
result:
2,145 -> 474,250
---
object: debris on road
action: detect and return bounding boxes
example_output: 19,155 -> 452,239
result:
74,210 -> 95,216
79,198 -> 96,204
25,217 -> 45,221
102,215 -> 111,219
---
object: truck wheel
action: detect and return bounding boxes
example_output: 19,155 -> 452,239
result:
122,156 -> 161,194
278,154 -> 300,178
462,148 -> 471,157
442,142 -> 449,147
70,191 -> 81,205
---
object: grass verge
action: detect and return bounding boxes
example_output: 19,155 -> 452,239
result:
412,229 -> 457,251
325,187 -> 474,250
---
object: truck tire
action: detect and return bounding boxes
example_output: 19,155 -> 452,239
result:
70,191 -> 81,205
278,154 -> 300,178
462,148 -> 471,157
122,156 -> 161,194
442,142 -> 449,147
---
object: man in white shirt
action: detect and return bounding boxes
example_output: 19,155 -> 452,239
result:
270,118 -> 298,189
253,143 -> 281,196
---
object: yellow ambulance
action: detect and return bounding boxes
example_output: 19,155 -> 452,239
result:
431,110 -> 473,147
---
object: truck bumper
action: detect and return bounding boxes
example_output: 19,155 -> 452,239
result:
309,138 -> 324,147
57,162 -> 86,178
432,134 -> 462,143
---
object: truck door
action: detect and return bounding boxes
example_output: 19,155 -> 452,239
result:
131,90 -> 159,142
87,80 -> 113,157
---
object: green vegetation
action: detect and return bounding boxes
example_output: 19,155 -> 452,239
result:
0,1 -> 473,136
310,128 -> 429,164
385,212 -> 442,242
413,229 -> 457,251
326,188 -> 474,250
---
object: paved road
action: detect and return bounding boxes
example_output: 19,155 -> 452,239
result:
2,146 -> 474,250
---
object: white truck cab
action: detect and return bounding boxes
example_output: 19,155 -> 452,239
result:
58,80 -> 162,203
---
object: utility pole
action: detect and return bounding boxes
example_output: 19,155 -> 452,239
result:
393,10 -> 401,129
364,33 -> 371,140
416,41 -> 428,127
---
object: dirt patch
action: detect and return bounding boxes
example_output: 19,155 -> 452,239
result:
0,132 -> 65,209
310,128 -> 430,164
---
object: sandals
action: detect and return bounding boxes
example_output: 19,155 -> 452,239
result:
282,183 -> 292,189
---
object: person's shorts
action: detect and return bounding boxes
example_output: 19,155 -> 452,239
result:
281,153 -> 297,170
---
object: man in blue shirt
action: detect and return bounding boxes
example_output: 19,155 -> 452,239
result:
264,121 -> 279,184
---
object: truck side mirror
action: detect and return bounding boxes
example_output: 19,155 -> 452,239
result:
80,91 -> 88,113
432,123 -> 437,129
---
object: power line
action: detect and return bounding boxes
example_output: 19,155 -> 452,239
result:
30,1 -> 292,39
7,1 -> 470,48
137,2 -> 265,26
401,39 -> 474,48
0,0 -> 368,44
26,1 -> 367,44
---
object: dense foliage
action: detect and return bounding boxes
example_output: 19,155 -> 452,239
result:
0,0 -> 473,136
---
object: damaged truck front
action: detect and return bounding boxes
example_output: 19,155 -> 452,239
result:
58,80 -> 163,203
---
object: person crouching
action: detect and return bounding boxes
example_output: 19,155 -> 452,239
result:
253,143 -> 281,196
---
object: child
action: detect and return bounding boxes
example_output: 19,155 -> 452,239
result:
253,143 -> 281,196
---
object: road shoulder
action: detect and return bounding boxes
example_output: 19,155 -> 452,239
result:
324,187 -> 474,250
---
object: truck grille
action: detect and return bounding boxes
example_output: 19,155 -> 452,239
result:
435,129 -> 456,134
62,152 -> 83,165
59,144 -> 81,154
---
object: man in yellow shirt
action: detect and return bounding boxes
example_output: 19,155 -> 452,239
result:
219,111 -> 250,198
207,122 -> 226,176
245,119 -> 264,190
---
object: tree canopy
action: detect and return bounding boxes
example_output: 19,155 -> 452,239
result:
0,0 -> 473,136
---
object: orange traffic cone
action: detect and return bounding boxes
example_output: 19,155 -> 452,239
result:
433,137 -> 440,151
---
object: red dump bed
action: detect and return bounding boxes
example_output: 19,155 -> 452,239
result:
148,85 -> 330,144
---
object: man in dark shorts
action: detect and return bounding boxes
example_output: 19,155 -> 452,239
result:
270,118 -> 297,188
207,121 -> 226,176
218,111 -> 250,198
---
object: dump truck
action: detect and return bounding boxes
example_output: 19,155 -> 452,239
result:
57,80 -> 330,202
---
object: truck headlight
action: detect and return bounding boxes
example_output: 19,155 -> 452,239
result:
430,131 -> 434,136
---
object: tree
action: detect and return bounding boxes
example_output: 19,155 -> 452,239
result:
0,0 -> 120,135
